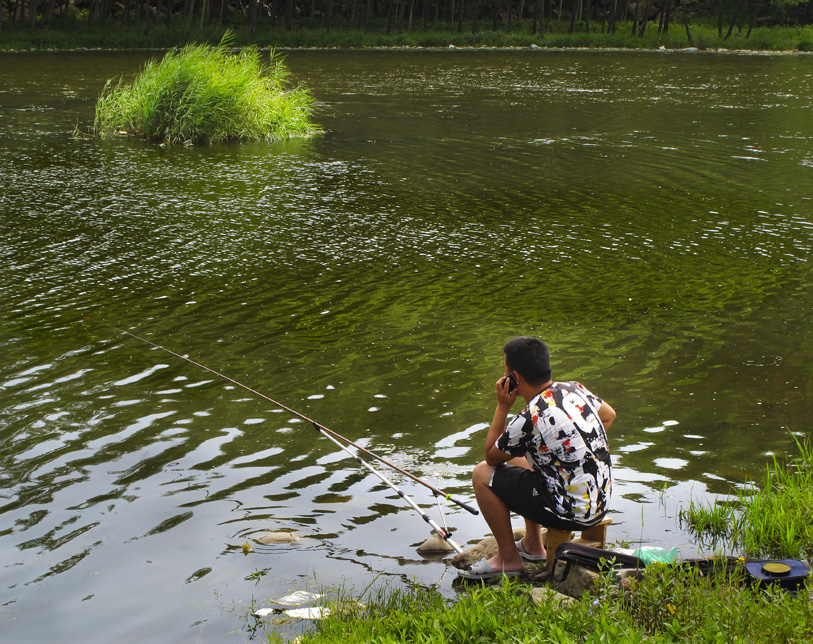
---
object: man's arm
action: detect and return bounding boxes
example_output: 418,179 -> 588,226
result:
484,377 -> 516,466
597,401 -> 616,430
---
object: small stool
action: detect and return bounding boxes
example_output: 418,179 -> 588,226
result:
543,518 -> 613,571
543,528 -> 573,571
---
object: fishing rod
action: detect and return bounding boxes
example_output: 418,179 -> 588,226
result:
98,322 -> 478,527
318,425 -> 463,554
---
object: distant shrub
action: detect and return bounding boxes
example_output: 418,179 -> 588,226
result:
94,33 -> 318,145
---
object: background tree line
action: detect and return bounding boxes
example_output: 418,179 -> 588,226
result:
2,0 -> 811,41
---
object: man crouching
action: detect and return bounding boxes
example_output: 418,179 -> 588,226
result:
460,336 -> 616,580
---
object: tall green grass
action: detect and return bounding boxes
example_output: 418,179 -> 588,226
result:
680,437 -> 813,559
257,570 -> 813,643
94,34 -> 317,144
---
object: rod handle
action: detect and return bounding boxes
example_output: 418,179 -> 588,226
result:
448,495 -> 480,515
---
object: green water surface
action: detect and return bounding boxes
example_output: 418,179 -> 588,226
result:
1,49 -> 811,643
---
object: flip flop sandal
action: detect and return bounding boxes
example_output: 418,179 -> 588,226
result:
458,558 -> 521,580
516,538 -> 546,562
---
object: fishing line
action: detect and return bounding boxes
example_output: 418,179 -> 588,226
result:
97,321 -> 477,546
317,424 -> 463,554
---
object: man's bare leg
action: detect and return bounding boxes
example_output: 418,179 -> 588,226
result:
472,461 -> 525,573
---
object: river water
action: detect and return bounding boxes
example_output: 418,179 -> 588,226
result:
1,48 -> 811,642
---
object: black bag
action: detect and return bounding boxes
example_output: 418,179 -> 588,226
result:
553,543 -> 644,583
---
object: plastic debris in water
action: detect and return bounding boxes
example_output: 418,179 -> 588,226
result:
276,590 -> 322,606
254,608 -> 277,617
283,607 -> 331,620
252,606 -> 331,620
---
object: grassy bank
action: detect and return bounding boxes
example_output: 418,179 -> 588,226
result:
257,566 -> 813,643
2,18 -> 813,52
251,442 -> 813,643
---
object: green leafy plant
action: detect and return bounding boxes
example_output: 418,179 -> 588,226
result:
680,437 -> 813,559
94,32 -> 318,145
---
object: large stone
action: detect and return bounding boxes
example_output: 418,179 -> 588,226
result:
255,531 -> 301,544
552,565 -> 601,599
530,586 -> 577,606
416,533 -> 456,554
451,528 -> 527,570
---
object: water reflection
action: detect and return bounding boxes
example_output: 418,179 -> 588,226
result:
1,49 -> 812,643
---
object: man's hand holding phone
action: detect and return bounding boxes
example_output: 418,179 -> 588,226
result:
496,372 -> 518,408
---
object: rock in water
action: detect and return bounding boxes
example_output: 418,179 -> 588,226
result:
256,531 -> 301,544
451,528 -> 527,569
416,533 -> 455,554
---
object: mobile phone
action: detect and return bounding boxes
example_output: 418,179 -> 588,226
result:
506,373 -> 519,393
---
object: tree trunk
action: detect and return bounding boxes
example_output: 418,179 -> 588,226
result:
324,0 -> 333,31
472,0 -> 478,31
491,0 -> 497,29
507,0 -> 512,29
630,0 -> 637,33
539,0 -> 544,35
610,0 -> 617,33
249,0 -> 257,36
29,0 -> 38,32
569,0 -> 577,32
662,0 -> 671,33
286,0 -> 293,30
717,0 -> 723,37
144,0 -> 151,34
398,0 -> 406,33
724,0 -> 743,39
737,0 -> 747,32
584,0 -> 589,32
745,3 -> 756,38
637,0 -> 649,35
457,0 -> 463,32
682,1 -> 692,42
532,0 -> 538,33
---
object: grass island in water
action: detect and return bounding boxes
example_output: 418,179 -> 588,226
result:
94,35 -> 318,145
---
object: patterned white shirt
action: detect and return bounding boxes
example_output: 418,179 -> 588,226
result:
495,381 -> 612,523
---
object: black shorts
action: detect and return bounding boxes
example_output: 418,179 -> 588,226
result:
488,464 -> 605,531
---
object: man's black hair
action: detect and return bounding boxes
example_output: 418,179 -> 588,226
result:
503,337 -> 552,386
